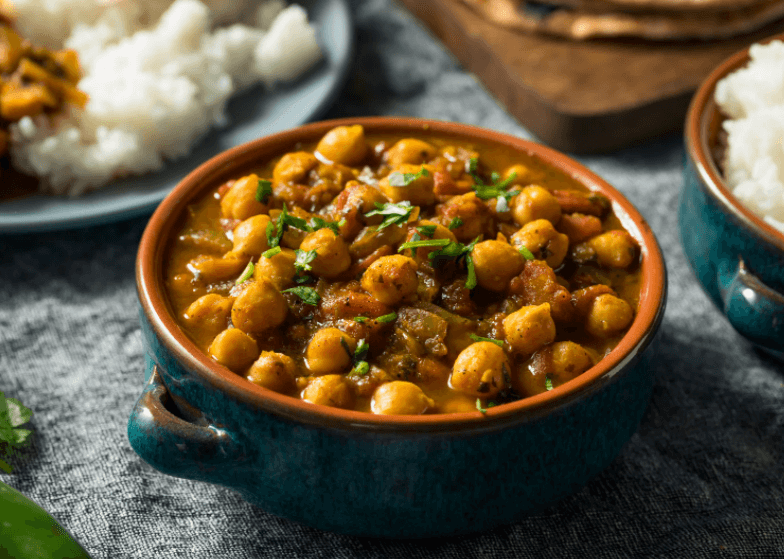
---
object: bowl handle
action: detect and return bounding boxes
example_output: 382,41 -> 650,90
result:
128,364 -> 244,483
717,257 -> 784,353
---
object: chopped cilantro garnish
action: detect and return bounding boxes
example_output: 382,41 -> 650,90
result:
294,249 -> 318,274
353,316 -> 369,323
518,246 -> 535,261
388,166 -> 429,187
262,246 -> 282,259
469,333 -> 504,347
465,254 -> 477,290
309,216 -> 343,235
351,361 -> 370,376
424,236 -> 481,290
416,225 -> 437,237
281,286 -> 320,306
448,217 -> 463,230
545,376 -> 554,391
475,398 -> 497,414
235,261 -> 254,284
375,312 -> 397,324
364,201 -> 414,231
0,392 -> 33,473
349,339 -> 371,376
398,238 -> 451,252
255,179 -> 273,203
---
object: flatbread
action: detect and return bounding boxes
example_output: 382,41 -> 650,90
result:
533,0 -> 770,14
460,0 -> 784,40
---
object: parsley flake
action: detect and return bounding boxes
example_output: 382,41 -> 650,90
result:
351,361 -> 370,376
545,376 -> 554,391
281,286 -> 320,306
294,249 -> 318,274
416,225 -> 437,237
475,399 -> 497,414
255,179 -> 273,203
235,261 -> 254,284
448,217 -> 463,230
469,333 -> 504,347
353,316 -> 369,323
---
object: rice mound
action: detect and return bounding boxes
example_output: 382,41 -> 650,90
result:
714,40 -> 784,233
8,0 -> 322,195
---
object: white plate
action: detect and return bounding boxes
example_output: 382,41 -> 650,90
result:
0,0 -> 353,234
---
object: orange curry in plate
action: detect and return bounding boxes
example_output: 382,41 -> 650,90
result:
164,125 -> 642,415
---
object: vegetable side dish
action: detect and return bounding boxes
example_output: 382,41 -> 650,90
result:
164,126 -> 642,415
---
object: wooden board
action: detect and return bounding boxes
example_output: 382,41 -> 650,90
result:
399,0 -> 784,153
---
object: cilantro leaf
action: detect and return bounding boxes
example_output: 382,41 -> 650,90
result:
398,238 -> 451,252
281,286 -> 320,306
545,376 -> 554,391
475,398 -> 497,414
262,246 -> 282,259
255,179 -> 273,203
353,316 -> 368,323
388,166 -> 429,187
375,312 -> 397,323
353,339 -> 370,363
294,249 -> 318,274
448,217 -> 463,230
518,246 -> 535,261
364,201 -> 414,231
469,333 -> 504,347
351,361 -> 370,376
416,225 -> 437,237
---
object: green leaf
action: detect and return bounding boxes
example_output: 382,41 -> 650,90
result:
0,393 -> 33,472
465,254 -> 477,290
388,166 -> 429,187
416,225 -> 437,238
518,246 -> 535,261
475,398 -> 497,414
398,238 -> 451,252
353,316 -> 368,323
351,361 -> 370,376
364,201 -> 414,231
281,286 -> 320,306
448,217 -> 463,230
255,179 -> 273,203
309,216 -> 342,235
294,249 -> 318,274
545,376 -> 554,391
375,312 -> 397,324
262,246 -> 282,259
235,261 -> 254,284
469,333 -> 504,347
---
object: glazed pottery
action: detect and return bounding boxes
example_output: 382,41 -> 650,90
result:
129,118 -> 667,538
680,35 -> 784,358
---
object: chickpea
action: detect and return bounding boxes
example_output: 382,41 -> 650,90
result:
470,240 -> 524,292
231,279 -> 288,334
315,125 -> 368,166
299,228 -> 351,278
220,174 -> 269,220
503,163 -> 538,187
503,303 -> 556,355
450,342 -> 509,398
208,328 -> 259,373
183,294 -> 234,335
437,394 -> 481,414
511,185 -> 561,226
226,215 -> 271,259
272,151 -> 318,184
247,351 -> 297,394
511,341 -> 595,396
302,374 -> 355,409
187,255 -> 247,283
378,163 -> 436,206
371,381 -> 435,415
586,294 -> 634,338
511,219 -> 569,269
586,230 -> 638,269
361,255 -> 419,306
385,138 -> 437,167
254,247 -> 297,289
306,328 -> 356,375
405,220 -> 456,265
436,192 -> 490,242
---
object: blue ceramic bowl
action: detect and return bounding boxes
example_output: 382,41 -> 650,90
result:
128,118 -> 667,538
680,36 -> 784,358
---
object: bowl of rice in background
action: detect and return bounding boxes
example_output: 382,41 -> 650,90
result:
680,33 -> 784,358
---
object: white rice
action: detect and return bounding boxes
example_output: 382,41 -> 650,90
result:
7,0 -> 322,195
714,40 -> 784,233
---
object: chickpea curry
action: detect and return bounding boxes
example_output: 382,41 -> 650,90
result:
165,125 -> 642,415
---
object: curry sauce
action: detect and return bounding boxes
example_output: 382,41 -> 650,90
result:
164,126 -> 642,415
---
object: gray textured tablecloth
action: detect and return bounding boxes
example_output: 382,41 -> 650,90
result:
2,1 -> 783,557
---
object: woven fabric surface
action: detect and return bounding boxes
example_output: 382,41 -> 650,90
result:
1,0 -> 783,556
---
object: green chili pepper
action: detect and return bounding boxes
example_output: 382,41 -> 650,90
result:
0,481 -> 92,558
